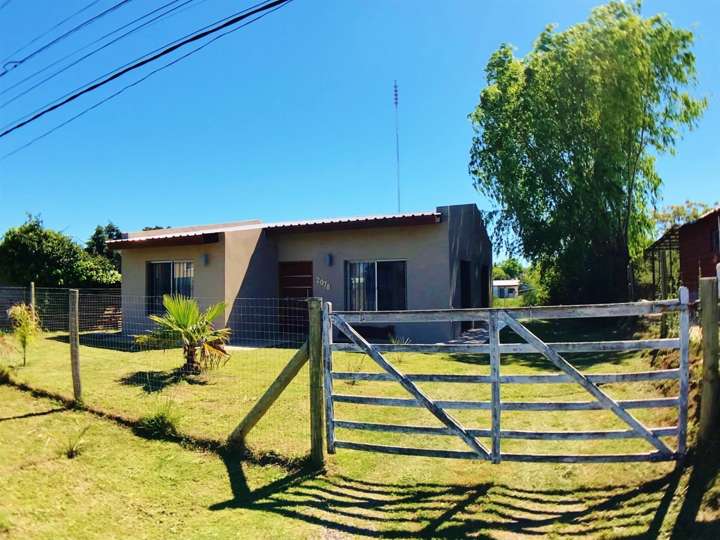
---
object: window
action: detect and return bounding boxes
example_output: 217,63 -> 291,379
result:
146,261 -> 194,314
345,260 -> 406,311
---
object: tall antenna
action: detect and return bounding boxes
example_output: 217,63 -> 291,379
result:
393,80 -> 401,213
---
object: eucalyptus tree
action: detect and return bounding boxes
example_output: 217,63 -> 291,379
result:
469,1 -> 706,302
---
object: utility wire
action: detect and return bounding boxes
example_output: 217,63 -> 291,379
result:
0,1 -> 14,13
1,0 -> 136,77
0,0 -> 290,139
1,1 -> 102,64
1,1 -> 291,160
0,0 -> 196,108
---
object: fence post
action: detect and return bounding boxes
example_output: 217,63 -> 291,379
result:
308,297 -> 325,468
678,286 -> 690,455
29,281 -> 35,314
488,310 -> 501,464
322,301 -> 336,454
68,289 -> 82,403
698,277 -> 719,447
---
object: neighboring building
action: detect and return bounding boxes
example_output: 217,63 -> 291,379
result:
646,206 -> 720,301
679,207 -> 720,300
108,204 -> 492,343
493,279 -> 520,299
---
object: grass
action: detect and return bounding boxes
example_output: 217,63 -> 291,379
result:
0,317 -> 718,538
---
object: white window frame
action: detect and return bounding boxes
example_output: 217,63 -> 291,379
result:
345,258 -> 408,311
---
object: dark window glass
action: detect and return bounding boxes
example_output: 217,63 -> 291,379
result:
345,261 -> 376,311
146,261 -> 193,314
377,261 -> 406,310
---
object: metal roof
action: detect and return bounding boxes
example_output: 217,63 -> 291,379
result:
108,211 -> 442,249
493,279 -> 520,287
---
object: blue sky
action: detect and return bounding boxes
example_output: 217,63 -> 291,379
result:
0,0 -> 717,249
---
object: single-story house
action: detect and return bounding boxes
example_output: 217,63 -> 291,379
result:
108,203 -> 492,343
492,279 -> 520,299
646,206 -> 719,301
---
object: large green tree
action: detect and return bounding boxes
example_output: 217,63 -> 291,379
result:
0,216 -> 121,287
86,222 -> 123,270
469,1 -> 705,303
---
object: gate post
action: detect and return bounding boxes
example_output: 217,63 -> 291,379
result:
308,297 -> 325,468
488,310 -> 502,463
698,276 -> 719,448
678,286 -> 690,455
322,302 -> 336,454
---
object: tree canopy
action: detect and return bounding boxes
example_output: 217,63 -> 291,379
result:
86,222 -> 123,270
0,216 -> 121,287
469,1 -> 705,303
654,200 -> 718,235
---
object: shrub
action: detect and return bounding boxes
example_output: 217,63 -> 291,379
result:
135,400 -> 182,439
7,303 -> 41,366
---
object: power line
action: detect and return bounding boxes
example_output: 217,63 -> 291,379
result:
0,0 -> 196,109
1,0 -> 136,77
1,0 -> 283,134
1,1 -> 293,159
0,1 -> 14,13
0,0 -> 291,139
1,1 -> 102,64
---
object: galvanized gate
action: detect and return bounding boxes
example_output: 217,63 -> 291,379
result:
321,289 -> 690,463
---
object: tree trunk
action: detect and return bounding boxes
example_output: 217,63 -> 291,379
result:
182,345 -> 201,374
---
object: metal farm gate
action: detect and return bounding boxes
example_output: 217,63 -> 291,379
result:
321,289 -> 690,464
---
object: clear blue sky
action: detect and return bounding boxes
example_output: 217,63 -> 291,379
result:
0,0 -> 717,249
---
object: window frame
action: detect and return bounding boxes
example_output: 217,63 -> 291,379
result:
344,258 -> 408,311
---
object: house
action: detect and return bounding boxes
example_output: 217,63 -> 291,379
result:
646,206 -> 720,300
492,279 -> 520,299
108,204 -> 492,343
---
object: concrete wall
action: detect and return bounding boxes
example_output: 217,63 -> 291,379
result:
119,239 -> 226,334
270,221 -> 453,342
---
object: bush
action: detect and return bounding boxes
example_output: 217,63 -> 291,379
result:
7,303 -> 41,366
135,400 -> 182,439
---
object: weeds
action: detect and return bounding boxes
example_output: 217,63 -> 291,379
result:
135,399 -> 182,439
0,365 -> 12,385
60,425 -> 91,459
7,304 -> 41,367
388,335 -> 411,365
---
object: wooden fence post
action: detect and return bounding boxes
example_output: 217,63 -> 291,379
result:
29,281 -> 35,314
488,310 -> 502,463
308,297 -> 325,468
68,289 -> 82,403
678,286 -> 690,455
698,277 -> 719,447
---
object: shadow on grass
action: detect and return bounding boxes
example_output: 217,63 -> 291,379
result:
0,407 -> 66,422
48,332 -> 142,352
209,455 -> 717,539
118,369 -> 187,393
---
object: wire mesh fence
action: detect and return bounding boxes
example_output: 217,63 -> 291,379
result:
0,286 -> 312,459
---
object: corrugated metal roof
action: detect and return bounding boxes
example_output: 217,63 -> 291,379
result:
493,279 -> 520,287
108,211 -> 441,247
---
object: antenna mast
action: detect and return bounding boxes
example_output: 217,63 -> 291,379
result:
393,80 -> 400,213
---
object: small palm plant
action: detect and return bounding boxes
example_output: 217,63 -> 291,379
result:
7,303 -> 41,367
135,295 -> 231,374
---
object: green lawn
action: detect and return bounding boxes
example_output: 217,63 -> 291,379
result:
1,318 -> 718,538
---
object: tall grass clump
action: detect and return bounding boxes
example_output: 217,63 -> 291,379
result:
60,425 -> 91,459
7,303 -> 41,366
135,399 -> 182,439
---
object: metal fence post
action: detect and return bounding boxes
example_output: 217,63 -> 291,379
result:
29,281 -> 35,314
69,289 -> 82,403
308,297 -> 325,468
698,277 -> 719,447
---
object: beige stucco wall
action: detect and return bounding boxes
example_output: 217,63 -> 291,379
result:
271,221 -> 453,342
119,238 -> 226,334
